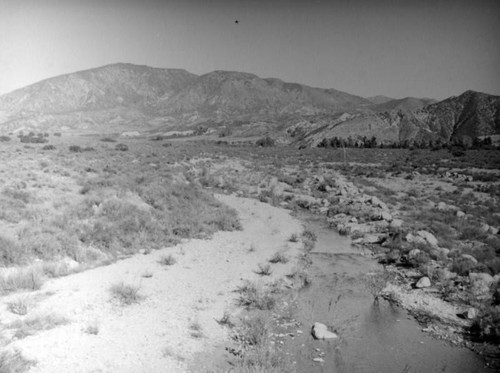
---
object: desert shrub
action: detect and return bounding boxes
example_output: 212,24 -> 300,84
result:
158,254 -> 176,266
269,252 -> 288,264
114,143 -> 129,151
288,233 -> 299,242
7,297 -> 29,315
9,314 -> 69,339
0,349 -> 35,373
0,135 -> 11,142
18,225 -> 78,261
231,313 -> 292,372
77,198 -> 161,253
256,137 -> 275,147
459,225 -> 488,241
2,186 -> 31,204
471,306 -> 500,343
450,257 -> 476,276
69,145 -> 82,153
286,268 -> 311,288
255,263 -> 272,276
302,229 -> 317,242
109,282 -> 143,305
53,132 -> 62,137
100,137 -> 116,142
0,236 -> 26,266
19,135 -> 48,144
0,267 -> 45,294
42,144 -> 56,150
236,281 -> 277,310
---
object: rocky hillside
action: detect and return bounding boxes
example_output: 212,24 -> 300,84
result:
370,97 -> 437,113
0,63 -> 498,145
0,63 -> 196,115
298,91 -> 500,146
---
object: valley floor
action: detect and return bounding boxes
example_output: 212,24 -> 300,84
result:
0,195 -> 303,372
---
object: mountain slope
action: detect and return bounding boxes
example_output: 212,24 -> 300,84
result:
0,64 -> 498,145
155,71 -> 371,120
0,63 -> 197,115
297,91 -> 500,146
371,97 -> 437,113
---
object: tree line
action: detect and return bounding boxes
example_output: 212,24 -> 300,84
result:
317,136 -> 497,150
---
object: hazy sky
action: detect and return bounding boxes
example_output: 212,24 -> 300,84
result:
1,0 -> 499,99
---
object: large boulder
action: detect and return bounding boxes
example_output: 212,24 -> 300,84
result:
469,272 -> 494,299
416,276 -> 431,288
311,322 -> 338,340
417,231 -> 439,247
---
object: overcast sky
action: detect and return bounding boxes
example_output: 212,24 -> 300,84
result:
1,0 -> 499,99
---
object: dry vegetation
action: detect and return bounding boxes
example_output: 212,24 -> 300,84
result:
0,133 -> 499,370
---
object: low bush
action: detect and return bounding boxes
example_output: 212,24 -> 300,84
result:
269,252 -> 288,264
0,349 -> 35,373
158,254 -> 177,266
42,144 -> 56,150
69,145 -> 82,153
236,281 -> 277,310
114,143 -> 129,151
109,282 -> 143,305
471,306 -> 500,343
9,313 -> 69,339
255,263 -> 272,276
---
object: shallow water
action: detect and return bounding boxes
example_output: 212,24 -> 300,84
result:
289,216 -> 490,373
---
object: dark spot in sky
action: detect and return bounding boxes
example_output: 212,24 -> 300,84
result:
235,20 -> 239,24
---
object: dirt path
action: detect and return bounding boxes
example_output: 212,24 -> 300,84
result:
2,195 -> 303,373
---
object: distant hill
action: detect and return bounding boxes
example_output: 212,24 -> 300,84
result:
366,95 -> 394,105
370,97 -> 438,113
298,90 -> 500,146
0,63 -> 498,145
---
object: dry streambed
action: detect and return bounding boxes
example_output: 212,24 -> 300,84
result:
0,195 -> 303,373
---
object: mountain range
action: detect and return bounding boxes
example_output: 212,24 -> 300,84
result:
0,63 -> 498,146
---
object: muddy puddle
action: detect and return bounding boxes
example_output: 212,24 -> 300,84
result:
286,215 -> 490,373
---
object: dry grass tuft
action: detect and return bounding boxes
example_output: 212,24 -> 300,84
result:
0,349 -> 35,373
9,313 -> 69,339
109,282 -> 144,305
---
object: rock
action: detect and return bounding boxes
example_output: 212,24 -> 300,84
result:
461,254 -> 478,265
61,257 -> 79,272
470,272 -> 494,286
456,211 -> 466,218
437,202 -> 457,211
380,211 -> 393,222
311,322 -> 338,340
389,219 -> 403,228
408,248 -> 421,259
416,277 -> 431,288
469,273 -> 494,299
480,223 -> 491,233
405,233 -> 427,246
370,196 -> 388,211
313,357 -> 325,363
436,247 -> 450,259
318,206 -> 329,214
417,230 -> 439,247
466,307 -> 479,319
353,234 -> 384,244
489,226 -> 499,235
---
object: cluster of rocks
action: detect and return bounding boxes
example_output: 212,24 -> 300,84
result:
440,171 -> 473,182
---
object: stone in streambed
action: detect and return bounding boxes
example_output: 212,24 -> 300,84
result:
311,322 -> 338,340
415,276 -> 431,288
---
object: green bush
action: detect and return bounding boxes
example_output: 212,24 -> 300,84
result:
69,145 -> 82,153
114,143 -> 129,151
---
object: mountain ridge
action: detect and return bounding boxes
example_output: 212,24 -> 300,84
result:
0,63 -> 498,145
